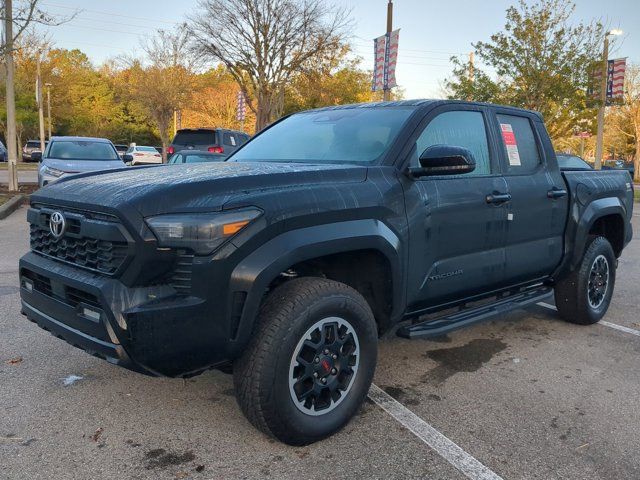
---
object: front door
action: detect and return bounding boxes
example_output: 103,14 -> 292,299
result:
403,106 -> 508,313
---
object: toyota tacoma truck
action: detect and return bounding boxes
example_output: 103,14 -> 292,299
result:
19,100 -> 633,445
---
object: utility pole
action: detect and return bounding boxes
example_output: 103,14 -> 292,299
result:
594,29 -> 623,170
383,0 -> 393,102
4,0 -> 18,192
469,52 -> 475,83
45,83 -> 52,139
36,52 -> 46,152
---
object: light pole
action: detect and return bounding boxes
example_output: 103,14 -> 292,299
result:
45,83 -> 52,140
594,29 -> 623,170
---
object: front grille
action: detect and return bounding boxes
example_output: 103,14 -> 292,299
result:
169,250 -> 194,295
28,206 -> 131,276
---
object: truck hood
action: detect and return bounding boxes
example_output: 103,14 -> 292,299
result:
31,162 -> 368,216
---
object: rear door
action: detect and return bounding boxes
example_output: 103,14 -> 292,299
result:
490,110 -> 568,283
403,105 -> 509,311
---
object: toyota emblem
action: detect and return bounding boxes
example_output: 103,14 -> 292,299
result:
49,211 -> 66,239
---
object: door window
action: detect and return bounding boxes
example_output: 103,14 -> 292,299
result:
496,114 -> 541,174
411,110 -> 491,175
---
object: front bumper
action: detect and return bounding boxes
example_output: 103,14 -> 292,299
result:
19,252 -> 231,377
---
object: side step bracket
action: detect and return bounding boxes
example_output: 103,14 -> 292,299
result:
396,286 -> 553,339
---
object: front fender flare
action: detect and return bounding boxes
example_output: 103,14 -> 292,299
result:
226,219 -> 404,357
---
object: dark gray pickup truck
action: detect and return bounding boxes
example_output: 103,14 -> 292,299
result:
19,100 -> 633,445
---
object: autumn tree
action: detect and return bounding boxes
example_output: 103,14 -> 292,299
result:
445,0 -> 604,142
122,29 -> 195,161
181,66 -> 256,132
284,44 -> 376,115
188,0 -> 350,132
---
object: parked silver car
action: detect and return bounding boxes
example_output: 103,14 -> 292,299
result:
36,136 -> 129,187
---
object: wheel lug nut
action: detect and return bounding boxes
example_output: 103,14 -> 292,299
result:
331,368 -> 337,374
324,349 -> 329,354
321,378 -> 327,384
313,372 -> 318,378
332,354 -> 337,360
314,357 -> 319,363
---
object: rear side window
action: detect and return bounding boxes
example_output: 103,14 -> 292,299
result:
496,114 -> 541,174
223,133 -> 237,147
172,131 -> 216,145
412,110 -> 491,175
239,134 -> 250,145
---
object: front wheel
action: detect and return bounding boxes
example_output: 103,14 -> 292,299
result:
233,277 -> 378,445
554,236 -> 616,325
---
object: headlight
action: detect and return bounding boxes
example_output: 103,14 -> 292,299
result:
145,208 -> 262,255
42,166 -> 64,177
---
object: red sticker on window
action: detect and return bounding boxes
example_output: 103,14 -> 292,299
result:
500,123 -> 521,166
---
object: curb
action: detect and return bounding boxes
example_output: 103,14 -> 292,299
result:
0,194 -> 26,220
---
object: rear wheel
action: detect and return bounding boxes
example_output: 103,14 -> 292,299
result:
554,236 -> 616,325
233,277 -> 377,445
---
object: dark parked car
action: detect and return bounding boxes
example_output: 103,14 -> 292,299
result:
0,140 -> 6,162
167,128 -> 249,157
168,151 -> 227,164
19,101 -> 633,446
36,136 -> 129,187
23,139 -> 48,162
555,153 -> 593,170
603,159 -> 635,178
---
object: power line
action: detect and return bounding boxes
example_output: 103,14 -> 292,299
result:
40,1 -> 181,26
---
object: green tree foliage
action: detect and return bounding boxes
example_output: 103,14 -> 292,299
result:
445,0 -> 604,141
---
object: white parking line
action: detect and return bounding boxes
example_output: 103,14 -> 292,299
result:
368,384 -> 504,480
536,302 -> 640,336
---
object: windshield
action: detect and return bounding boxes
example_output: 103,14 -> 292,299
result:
232,107 -> 415,164
557,154 -> 592,170
49,141 -> 119,161
137,146 -> 157,152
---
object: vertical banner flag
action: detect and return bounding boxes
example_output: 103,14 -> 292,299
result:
372,34 -> 387,91
589,58 -> 626,104
372,29 -> 400,92
236,91 -> 246,122
385,29 -> 400,90
607,58 -> 626,102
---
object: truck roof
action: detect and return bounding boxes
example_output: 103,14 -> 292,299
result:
309,99 -> 543,120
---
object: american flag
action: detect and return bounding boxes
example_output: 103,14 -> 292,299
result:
607,58 -> 626,101
385,29 -> 400,90
372,34 -> 387,91
372,29 -> 400,92
236,91 -> 246,122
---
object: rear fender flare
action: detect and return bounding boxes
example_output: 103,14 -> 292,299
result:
226,219 -> 403,357
570,197 -> 626,269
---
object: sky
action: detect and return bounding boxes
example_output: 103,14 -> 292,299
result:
37,0 -> 640,99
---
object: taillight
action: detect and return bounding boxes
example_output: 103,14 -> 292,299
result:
167,146 -> 175,155
208,146 -> 224,153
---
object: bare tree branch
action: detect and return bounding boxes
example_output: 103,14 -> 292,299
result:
188,0 -> 351,131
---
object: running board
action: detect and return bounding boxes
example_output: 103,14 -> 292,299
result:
397,286 -> 553,339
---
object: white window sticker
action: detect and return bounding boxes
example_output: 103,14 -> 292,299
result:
500,123 -> 521,166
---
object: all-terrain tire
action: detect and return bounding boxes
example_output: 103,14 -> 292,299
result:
233,277 -> 378,445
554,236 -> 616,325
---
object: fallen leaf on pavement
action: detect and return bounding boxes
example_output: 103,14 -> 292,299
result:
6,357 -> 22,365
90,428 -> 104,442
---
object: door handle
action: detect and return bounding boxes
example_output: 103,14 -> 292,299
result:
547,187 -> 567,199
486,192 -> 512,204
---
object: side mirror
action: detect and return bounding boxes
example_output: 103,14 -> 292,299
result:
31,151 -> 42,162
123,154 -> 133,162
410,145 -> 476,177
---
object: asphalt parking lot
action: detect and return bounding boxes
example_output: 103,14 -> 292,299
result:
1,207 -> 639,480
